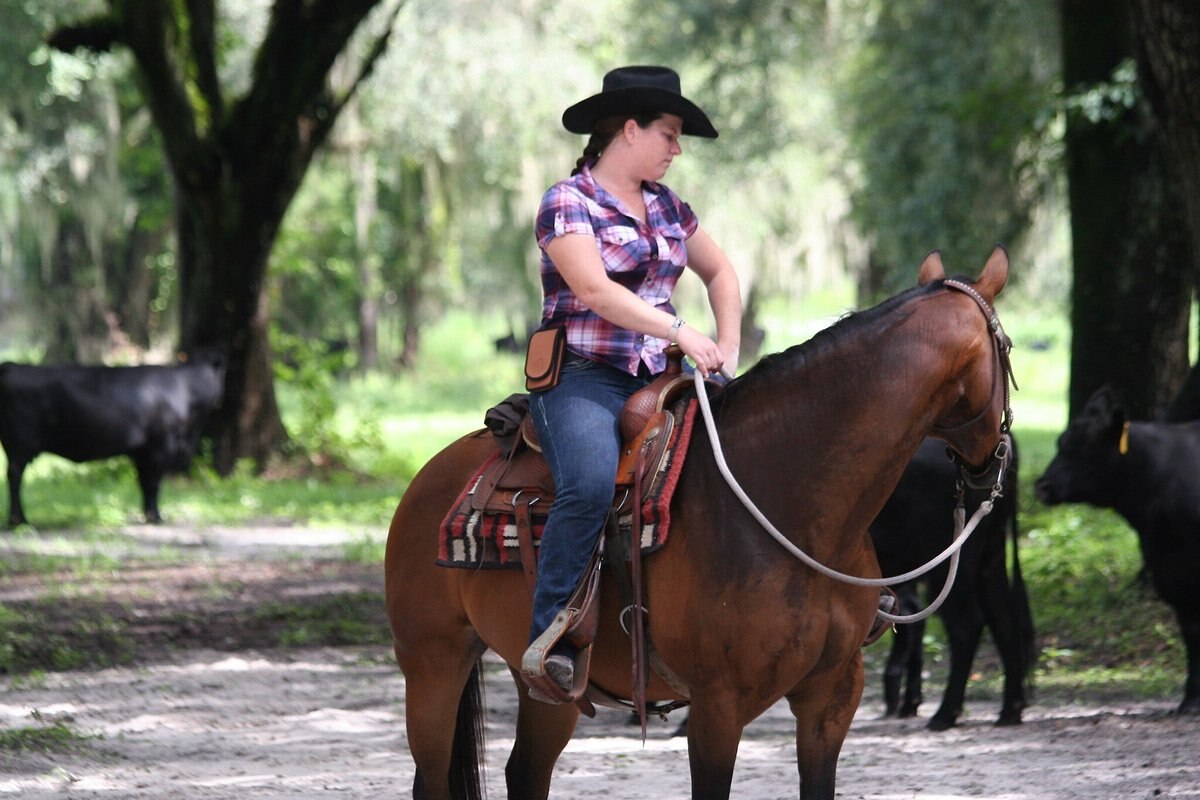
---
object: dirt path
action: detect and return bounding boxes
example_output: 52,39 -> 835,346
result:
3,648 -> 1198,799
1,524 -> 1198,798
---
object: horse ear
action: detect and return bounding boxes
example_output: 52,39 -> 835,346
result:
917,249 -> 944,284
974,244 -> 1009,301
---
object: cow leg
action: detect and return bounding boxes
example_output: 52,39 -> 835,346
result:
132,457 -> 165,524
899,615 -> 926,717
1175,608 -> 1200,715
6,456 -> 29,527
883,586 -> 924,718
977,569 -> 1029,726
928,598 -> 983,731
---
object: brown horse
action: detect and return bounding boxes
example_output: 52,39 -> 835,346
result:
385,246 -> 1013,800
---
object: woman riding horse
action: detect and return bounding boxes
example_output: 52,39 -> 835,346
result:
386,246 -> 1014,800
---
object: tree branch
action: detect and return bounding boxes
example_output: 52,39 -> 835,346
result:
109,1 -> 211,193
311,2 -> 404,156
227,0 -> 385,147
45,16 -> 123,54
184,0 -> 224,128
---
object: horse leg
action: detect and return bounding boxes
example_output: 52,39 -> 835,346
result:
684,691 -> 747,800
398,637 -> 487,800
504,667 -> 579,800
788,652 -> 864,800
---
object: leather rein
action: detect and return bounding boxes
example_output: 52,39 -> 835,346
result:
693,279 -> 1017,626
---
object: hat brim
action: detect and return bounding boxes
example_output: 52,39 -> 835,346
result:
562,87 -> 718,139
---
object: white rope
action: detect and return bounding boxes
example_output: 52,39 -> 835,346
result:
693,368 -> 999,624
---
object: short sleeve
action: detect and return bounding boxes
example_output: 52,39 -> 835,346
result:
679,200 -> 699,239
661,187 -> 699,239
536,182 -> 594,250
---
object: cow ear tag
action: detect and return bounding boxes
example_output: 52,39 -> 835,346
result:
1118,421 -> 1131,455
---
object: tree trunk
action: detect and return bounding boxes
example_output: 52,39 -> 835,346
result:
1130,0 -> 1200,418
1061,0 -> 1193,419
107,212 -> 169,351
349,106 -> 381,372
49,0 -> 396,474
42,216 -> 110,363
203,0 -> 393,471
175,164 -> 290,474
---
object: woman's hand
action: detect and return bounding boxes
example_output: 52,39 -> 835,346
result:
675,325 -> 725,378
718,343 -> 739,381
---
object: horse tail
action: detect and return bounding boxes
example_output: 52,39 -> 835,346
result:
450,658 -> 487,800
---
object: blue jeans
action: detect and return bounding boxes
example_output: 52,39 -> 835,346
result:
528,354 -> 650,645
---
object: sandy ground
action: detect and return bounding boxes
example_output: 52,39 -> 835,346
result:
1,524 -> 1198,799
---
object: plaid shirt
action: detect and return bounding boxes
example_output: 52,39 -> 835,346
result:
534,161 -> 699,376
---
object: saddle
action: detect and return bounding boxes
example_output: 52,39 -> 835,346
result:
476,347 -> 695,718
472,348 -> 692,523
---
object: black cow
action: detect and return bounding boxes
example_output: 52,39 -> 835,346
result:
0,354 -> 225,527
871,436 -> 1035,730
1035,386 -> 1200,715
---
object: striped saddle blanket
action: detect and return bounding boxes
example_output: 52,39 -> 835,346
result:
437,399 -> 697,570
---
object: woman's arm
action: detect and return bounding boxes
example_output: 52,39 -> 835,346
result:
544,233 -> 729,376
683,225 -> 742,375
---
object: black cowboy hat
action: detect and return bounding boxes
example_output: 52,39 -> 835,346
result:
562,65 -> 718,139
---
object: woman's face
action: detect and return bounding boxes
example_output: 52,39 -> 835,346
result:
632,114 -> 684,181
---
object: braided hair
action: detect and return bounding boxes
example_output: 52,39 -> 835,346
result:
571,112 -> 663,176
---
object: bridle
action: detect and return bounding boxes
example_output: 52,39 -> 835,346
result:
935,278 -> 1019,491
692,278 -> 1018,625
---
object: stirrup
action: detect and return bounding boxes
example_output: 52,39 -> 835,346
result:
862,588 -> 899,647
521,609 -> 592,704
520,544 -> 603,710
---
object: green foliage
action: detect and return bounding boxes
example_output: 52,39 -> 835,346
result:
842,0 -> 1062,297
629,0 -> 831,161
271,165 -> 361,345
0,1 -> 176,356
272,326 -> 381,469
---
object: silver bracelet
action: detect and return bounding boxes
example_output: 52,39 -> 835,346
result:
669,317 -> 686,342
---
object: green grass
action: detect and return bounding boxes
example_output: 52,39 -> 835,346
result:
0,602 -> 134,674
252,593 -> 393,648
0,718 -> 99,754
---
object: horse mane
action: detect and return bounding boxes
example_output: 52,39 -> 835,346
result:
714,277 -> 953,407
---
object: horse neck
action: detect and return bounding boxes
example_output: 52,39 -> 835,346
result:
712,298 -> 970,558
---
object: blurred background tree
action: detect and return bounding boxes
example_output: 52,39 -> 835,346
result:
42,0 -> 400,474
0,0 -> 1197,471
1130,0 -> 1200,421
1061,0 -> 1192,420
